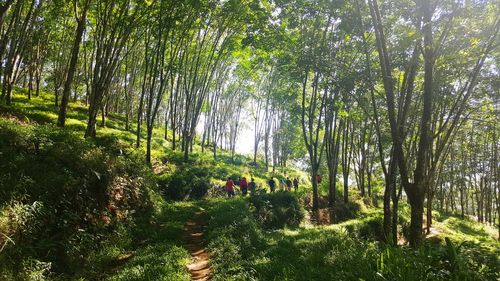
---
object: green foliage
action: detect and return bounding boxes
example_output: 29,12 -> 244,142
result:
81,202 -> 196,281
376,239 -> 499,281
331,200 -> 362,222
376,246 -> 431,281
444,217 -> 495,241
0,201 -> 44,255
205,198 -> 379,280
206,199 -> 265,280
248,192 -> 304,229
18,258 -> 52,281
358,216 -> 385,241
0,117 -> 157,279
397,203 -> 412,240
206,198 -> 499,281
158,166 -> 211,201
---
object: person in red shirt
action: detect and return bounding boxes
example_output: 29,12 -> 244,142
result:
240,177 -> 248,196
316,174 -> 322,184
226,177 -> 235,197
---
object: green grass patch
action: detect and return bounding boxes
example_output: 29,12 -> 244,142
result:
205,198 -> 500,281
79,202 -> 197,281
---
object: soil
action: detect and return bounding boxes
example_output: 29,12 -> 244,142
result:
184,207 -> 211,281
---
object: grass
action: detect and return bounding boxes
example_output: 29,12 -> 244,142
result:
205,197 -> 380,281
204,197 -> 499,281
2,90 -> 310,189
0,110 -> 181,279
0,89 -> 310,280
1,88 -> 499,280
79,202 -> 197,281
0,91 -> 202,280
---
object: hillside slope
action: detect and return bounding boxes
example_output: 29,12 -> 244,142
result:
0,90 -> 310,280
1,90 -> 498,280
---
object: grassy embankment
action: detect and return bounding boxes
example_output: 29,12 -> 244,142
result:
0,90 -> 304,280
1,89 -> 498,280
205,196 -> 499,281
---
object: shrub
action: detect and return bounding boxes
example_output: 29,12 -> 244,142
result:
0,201 -> 44,256
358,216 -> 385,241
376,246 -> 431,281
332,200 -> 361,222
0,119 -> 155,277
375,239 -> 499,281
398,205 -> 411,241
158,166 -> 210,200
248,192 -> 304,229
206,199 -> 264,281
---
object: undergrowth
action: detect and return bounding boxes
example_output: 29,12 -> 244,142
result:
1,90 -> 498,281
205,197 -> 499,281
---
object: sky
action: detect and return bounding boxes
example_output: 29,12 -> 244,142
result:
196,108 -> 256,156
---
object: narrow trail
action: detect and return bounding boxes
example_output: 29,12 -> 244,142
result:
184,207 -> 211,281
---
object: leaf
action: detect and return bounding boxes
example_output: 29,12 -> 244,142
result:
92,170 -> 101,180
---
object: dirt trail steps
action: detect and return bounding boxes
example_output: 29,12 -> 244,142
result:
184,207 -> 211,281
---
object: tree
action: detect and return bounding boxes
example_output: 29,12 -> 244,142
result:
57,0 -> 91,127
369,0 -> 499,246
84,0 -> 145,138
0,0 -> 42,105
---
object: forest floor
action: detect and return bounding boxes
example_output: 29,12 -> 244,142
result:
0,90 -> 499,280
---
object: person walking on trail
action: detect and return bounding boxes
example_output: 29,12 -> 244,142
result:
293,177 -> 299,192
316,174 -> 322,184
240,177 -> 248,196
249,178 -> 256,195
226,177 -> 235,197
285,177 -> 292,192
268,177 -> 276,193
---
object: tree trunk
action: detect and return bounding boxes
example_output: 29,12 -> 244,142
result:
27,66 -> 33,100
184,134 -> 190,162
384,157 -> 396,244
136,84 -> 146,148
392,181 -> 402,245
408,186 -> 425,247
35,73 -> 40,97
100,103 -> 106,127
58,1 -> 88,127
146,126 -> 153,163
426,189 -> 434,234
84,99 -> 99,138
312,170 -> 319,210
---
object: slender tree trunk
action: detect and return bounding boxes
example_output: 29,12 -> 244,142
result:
27,67 -> 33,100
57,0 -> 88,127
84,94 -> 99,137
136,69 -> 147,148
146,125 -> 153,163
392,180 -> 402,245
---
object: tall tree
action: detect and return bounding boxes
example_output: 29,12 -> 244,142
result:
84,0 -> 145,138
369,0 -> 499,246
57,0 -> 91,127
0,0 -> 42,105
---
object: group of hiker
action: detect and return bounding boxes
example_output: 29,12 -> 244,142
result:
225,176 -> 300,197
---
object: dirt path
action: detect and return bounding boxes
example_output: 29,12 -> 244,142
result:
184,207 -> 211,281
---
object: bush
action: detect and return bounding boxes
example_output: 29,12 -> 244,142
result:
398,204 -> 411,240
248,192 -> 304,229
158,166 -> 210,200
206,199 -> 264,280
0,119 -> 155,277
332,200 -> 361,222
376,239 -> 499,281
358,216 -> 385,241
